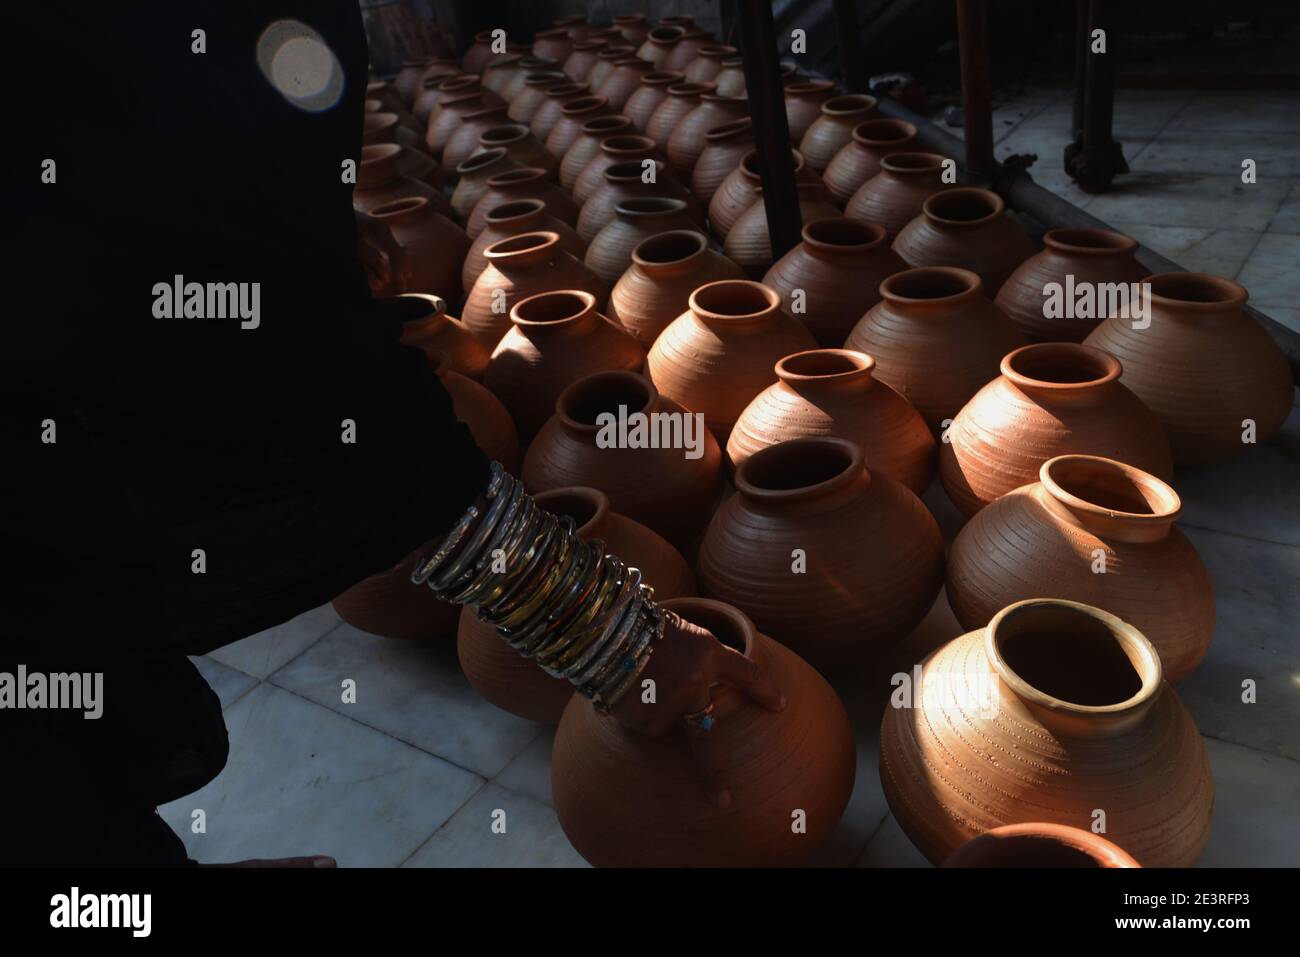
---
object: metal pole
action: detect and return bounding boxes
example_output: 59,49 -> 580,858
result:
832,0 -> 868,94
956,0 -> 995,178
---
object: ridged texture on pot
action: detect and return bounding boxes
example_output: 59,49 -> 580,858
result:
457,486 -> 695,724
943,823 -> 1141,868
728,349 -> 936,494
690,118 -> 754,205
584,198 -> 697,287
394,59 -> 434,105
682,44 -> 736,84
425,92 -> 489,158
412,71 -> 471,124
529,82 -> 591,142
712,59 -> 750,98
484,290 -> 644,440
724,184 -> 841,279
531,28 -> 573,64
521,370 -> 725,548
576,160 -> 703,242
443,104 -> 512,173
894,187 -> 1036,295
707,148 -> 818,241
353,143 -> 449,215
635,26 -> 685,69
844,267 -> 1026,431
507,71 -> 569,123
822,119 -> 918,206
552,597 -> 856,866
370,196 -> 469,301
473,123 -> 557,181
1083,273 -> 1292,465
544,95 -> 615,157
562,41 -> 608,83
697,438 -> 944,671
558,115 -> 635,191
594,57 -> 655,111
608,229 -> 746,348
663,31 -> 715,73
783,80 -> 835,145
799,94 -> 878,172
465,167 -> 581,239
665,93 -> 748,178
585,46 -> 636,93
879,599 -> 1215,866
645,81 -> 711,147
572,134 -> 660,206
947,455 -> 1214,682
647,280 -> 818,444
397,294 -> 491,380
623,71 -> 684,131
463,198 -> 587,293
449,148 -> 520,223
761,217 -> 907,346
845,151 -> 955,240
613,13 -> 649,46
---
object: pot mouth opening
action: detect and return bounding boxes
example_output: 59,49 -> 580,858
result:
596,45 -> 636,59
648,25 -> 687,42
486,166 -> 547,187
547,83 -> 589,97
558,370 -> 656,429
643,70 -> 684,84
1146,272 -> 1247,309
1043,228 -> 1138,255
689,280 -> 779,320
787,79 -> 835,94
803,216 -> 886,251
742,148 -> 803,176
605,159 -> 658,180
879,151 -> 948,174
483,230 -> 557,259
880,267 -> 980,302
632,229 -> 708,266
512,289 -> 594,325
616,197 -> 687,217
960,833 -> 1110,868
479,124 -> 530,145
395,292 -> 447,320
658,598 -> 753,656
456,147 -> 510,173
370,196 -> 426,218
705,117 -> 753,140
666,81 -> 714,96
524,71 -> 567,86
485,198 -> 545,222
582,115 -> 633,134
534,486 -> 607,535
699,92 -> 747,104
823,93 -> 877,115
776,348 -> 874,382
923,187 -> 1003,224
602,134 -> 657,152
561,95 -> 609,114
735,436 -> 863,500
1041,454 -> 1181,521
852,118 -> 917,145
1002,343 -> 1121,389
420,73 -> 456,91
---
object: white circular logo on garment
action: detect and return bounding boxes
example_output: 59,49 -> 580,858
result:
256,19 -> 344,112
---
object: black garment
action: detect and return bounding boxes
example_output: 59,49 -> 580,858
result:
3,2 -> 489,864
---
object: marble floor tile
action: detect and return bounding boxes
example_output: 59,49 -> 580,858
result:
1165,92 -> 1300,134
1268,182 -> 1300,234
1130,132 -> 1300,178
191,655 -> 258,709
158,683 -> 483,866
1115,223 -> 1261,277
1025,90 -> 1198,137
1084,174 -> 1291,232
207,603 -> 341,679
1257,306 -> 1300,337
493,730 -> 558,806
1235,232 -> 1300,308
1197,738 -> 1300,867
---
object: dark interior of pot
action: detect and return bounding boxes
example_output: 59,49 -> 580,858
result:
996,604 -> 1144,707
884,269 -> 973,299
564,373 -> 652,424
487,199 -> 544,222
1007,345 -> 1114,384
1149,273 -> 1238,303
806,217 -> 877,247
779,350 -> 867,378
972,834 -> 1105,868
636,230 -> 705,263
882,152 -> 943,172
534,488 -> 599,530
661,601 -> 746,653
693,281 -> 772,317
1046,456 -> 1175,516
927,189 -> 997,222
514,290 -> 587,323
1048,228 -> 1130,251
742,440 -> 854,492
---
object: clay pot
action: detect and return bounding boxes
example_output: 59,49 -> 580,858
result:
577,160 -> 703,243
484,290 -> 645,439
708,148 -> 817,241
823,119 -> 918,206
394,58 -> 437,105
724,182 -> 841,279
573,134 -> 661,206
690,118 -> 754,205
544,95 -> 616,158
552,596 -> 855,866
559,115 -> 635,192
450,148 -> 520,223
845,267 -> 1026,431
1084,273 -> 1292,465
362,115 -> 441,189
584,198 -> 698,287
845,152 -> 955,241
636,25 -> 686,69
762,217 -> 907,346
698,437 -> 945,671
784,80 -> 836,145
940,343 -> 1174,515
728,349 -> 936,494
666,92 -> 748,178
481,55 -> 525,98
608,229 -> 747,348
500,57 -> 562,104
396,293 -> 490,381
457,485 -> 695,724
507,70 -> 569,123
663,29 -> 715,73
879,598 -> 1215,867
353,143 -> 447,215
463,198 -> 587,294
799,94 -> 878,172
474,123 -> 557,181
562,40 -> 608,83
647,280 -> 818,444
442,103 -> 511,172
948,455 -> 1214,683
369,196 -> 469,301
586,46 -> 637,92
682,44 -> 737,83
553,14 -> 590,42
711,57 -> 748,97
529,82 -> 590,142
461,231 -> 608,349
613,13 -> 650,46
466,167 -> 580,239
623,71 -> 684,132
462,32 -> 499,75
645,81 -> 712,148
521,370 -> 725,548
532,27 -> 573,63
944,823 -> 1141,868
995,229 -> 1149,343
411,70 -> 465,123
894,187 -> 1036,295
425,89 -> 489,158
594,57 -> 656,111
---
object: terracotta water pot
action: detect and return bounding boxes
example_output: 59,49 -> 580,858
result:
484,290 -> 645,440
586,46 -> 637,92
480,55 -> 525,98
711,57 -> 750,97
666,92 -> 748,178
623,71 -> 684,132
608,230 -> 745,348
462,32 -> 499,75
724,182 -> 841,279
708,148 -> 817,241
559,115 -> 635,192
521,370 -> 725,548
353,143 -> 447,216
506,70 -> 569,123
784,80 -> 836,145
762,217 -> 907,346
844,267 -> 1026,431
940,343 -> 1174,515
583,198 -> 697,287
573,134 -> 661,206
576,159 -> 703,243
595,56 -> 655,111
457,485 -> 695,724
443,103 -> 511,172
879,598 -> 1215,867
1084,273 -> 1292,465
690,118 -> 754,205
461,231 -> 608,348
449,147 -> 520,223
823,119 -> 919,206
799,94 -> 878,172
552,596 -> 856,866
463,198 -> 586,293
894,187 -> 1035,295
425,89 -> 488,158
411,70 -> 465,123
562,40 -> 608,83
645,80 -> 712,148
636,25 -> 686,69
501,57 -> 562,104
544,95 -> 616,158
943,823 -> 1141,868
728,349 -> 936,494
396,293 -> 490,381
613,13 -> 650,46
947,455 -> 1214,683
647,280 -> 818,445
362,114 -> 441,187
845,151 -> 955,241
553,14 -> 590,42
698,437 -> 945,671
995,228 -> 1149,342
466,167 -> 580,239
532,27 -> 573,64
473,123 -> 557,181
663,29 -> 715,73
369,196 -> 469,301
394,58 -> 437,105
529,82 -> 591,142
682,44 -> 737,83
366,82 -> 423,137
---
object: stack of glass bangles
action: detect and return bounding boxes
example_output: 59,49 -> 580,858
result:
412,462 -> 663,713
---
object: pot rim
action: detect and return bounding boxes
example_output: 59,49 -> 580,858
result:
546,82 -> 590,98
878,151 -> 949,175
851,118 -> 918,147
456,146 -> 512,175
369,195 -> 428,219
580,114 -> 635,135
943,823 -> 1141,868
658,597 -> 756,659
556,369 -> 659,432
665,81 -> 715,97
641,70 -> 685,85
704,117 -> 753,141
786,79 -> 835,95
733,435 -> 865,504
560,95 -> 610,114
1043,228 -> 1139,257
510,288 -> 597,327
601,133 -> 658,153
688,279 -> 781,324
801,216 -> 888,253
647,25 -> 687,43
614,196 -> 688,218
821,93 -> 878,115
534,485 -> 610,539
1000,342 -> 1122,393
483,229 -> 559,261
479,123 -> 533,147
1039,454 -> 1181,526
922,186 -> 1004,226
485,166 -> 548,188
776,348 -> 876,384
879,266 -> 982,304
630,228 -> 710,269
484,197 -> 547,224
1145,272 -> 1248,311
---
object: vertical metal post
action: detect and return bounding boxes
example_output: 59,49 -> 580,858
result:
1064,0 -> 1128,192
955,0 -> 995,178
832,0 -> 868,94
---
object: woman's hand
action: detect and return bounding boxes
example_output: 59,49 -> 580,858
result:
355,210 -> 406,297
608,609 -> 786,808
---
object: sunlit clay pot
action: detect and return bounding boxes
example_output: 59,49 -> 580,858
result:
522,370 -> 725,549
724,182 -> 841,279
462,198 -> 586,293
844,267 -> 1026,432
558,115 -> 635,192
940,342 -> 1173,516
664,29 -> 717,73
466,167 -> 580,239
545,95 -> 616,158
368,196 -> 469,302
947,455 -> 1214,683
362,113 -> 436,180
572,134 -> 661,206
845,152 -> 955,241
879,598 -> 1215,867
799,94 -> 878,172
761,217 -> 907,347
584,197 -> 697,287
728,349 -> 936,494
552,597 -> 856,867
474,123 -> 557,181
697,437 -> 945,671
450,148 -> 520,223
822,119 -> 919,206
708,148 -> 818,241
530,82 -> 591,142
691,118 -> 754,206
943,823 -> 1141,868
648,280 -> 818,445
457,485 -> 695,724
1084,273 -> 1293,465
665,92 -> 748,178
783,80 -> 835,145
484,290 -> 644,440
645,81 -> 712,148
623,71 -> 684,132
396,293 -> 490,381
894,187 -> 1036,295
